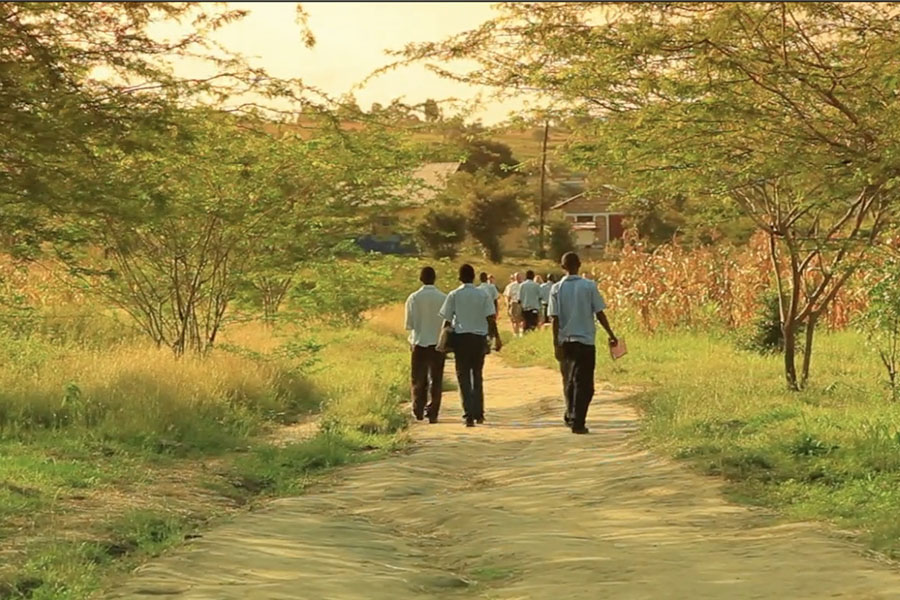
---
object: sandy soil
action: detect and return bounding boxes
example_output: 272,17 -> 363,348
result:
109,357 -> 900,599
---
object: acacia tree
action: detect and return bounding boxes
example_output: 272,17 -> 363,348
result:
0,2 -> 313,255
61,108 -> 420,355
399,2 -> 900,389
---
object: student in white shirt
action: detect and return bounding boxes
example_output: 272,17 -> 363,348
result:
518,270 -> 542,333
478,271 -> 500,313
404,266 -> 447,423
503,272 -> 523,337
440,264 -> 501,427
548,252 -> 618,435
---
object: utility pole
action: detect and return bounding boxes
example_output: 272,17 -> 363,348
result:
537,119 -> 550,259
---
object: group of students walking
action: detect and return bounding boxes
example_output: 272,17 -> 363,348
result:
502,271 -> 557,335
404,252 -> 617,434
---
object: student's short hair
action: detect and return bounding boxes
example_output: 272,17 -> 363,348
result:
420,266 -> 436,285
561,252 -> 581,272
479,271 -> 488,282
459,264 -> 476,283
547,273 -> 555,282
525,270 -> 535,280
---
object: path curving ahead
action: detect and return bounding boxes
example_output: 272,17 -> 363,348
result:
110,357 -> 900,599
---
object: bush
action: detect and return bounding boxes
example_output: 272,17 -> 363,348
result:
548,220 -> 575,262
737,289 -> 804,354
416,209 -> 467,259
859,257 -> 900,398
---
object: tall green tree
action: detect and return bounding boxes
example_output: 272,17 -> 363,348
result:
443,172 -> 526,263
0,2 -> 311,255
399,2 -> 900,389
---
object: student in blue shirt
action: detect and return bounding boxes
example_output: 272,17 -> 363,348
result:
518,270 -> 543,332
548,252 -> 618,434
478,271 -> 500,314
540,273 -> 555,324
440,264 -> 501,427
404,266 -> 447,423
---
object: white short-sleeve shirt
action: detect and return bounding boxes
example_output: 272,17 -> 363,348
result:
548,275 -> 607,346
503,281 -> 521,302
440,283 -> 496,336
404,285 -> 447,347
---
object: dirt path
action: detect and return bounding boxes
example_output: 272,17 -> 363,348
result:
110,357 -> 900,599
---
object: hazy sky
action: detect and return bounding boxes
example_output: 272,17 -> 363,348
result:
203,2 -> 525,123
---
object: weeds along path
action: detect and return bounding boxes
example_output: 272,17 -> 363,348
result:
110,357 -> 900,599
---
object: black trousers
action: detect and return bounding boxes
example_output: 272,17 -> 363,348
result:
560,342 -> 596,429
522,309 -> 540,332
453,333 -> 487,420
410,345 -> 446,420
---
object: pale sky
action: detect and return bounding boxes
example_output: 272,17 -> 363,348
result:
200,2 -> 526,123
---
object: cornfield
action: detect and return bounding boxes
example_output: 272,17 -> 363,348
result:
586,231 -> 869,332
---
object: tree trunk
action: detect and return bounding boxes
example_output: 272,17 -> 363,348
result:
800,313 -> 818,388
481,238 -> 502,263
783,320 -> 800,391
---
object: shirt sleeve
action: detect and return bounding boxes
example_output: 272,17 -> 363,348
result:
439,292 -> 453,322
592,284 -> 608,313
548,284 -> 559,317
404,294 -> 414,331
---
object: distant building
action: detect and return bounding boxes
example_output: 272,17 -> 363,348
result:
551,185 -> 627,249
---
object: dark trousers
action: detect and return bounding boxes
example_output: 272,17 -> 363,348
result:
560,342 -> 596,429
522,309 -> 540,332
454,333 -> 487,420
410,345 -> 446,420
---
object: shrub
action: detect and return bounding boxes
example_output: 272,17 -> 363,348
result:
738,289 -> 789,354
416,209 -> 467,259
859,257 -> 900,398
547,219 -> 575,262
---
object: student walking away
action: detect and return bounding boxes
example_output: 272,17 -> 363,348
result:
548,252 -> 618,434
440,264 -> 502,427
504,272 -> 524,337
404,267 -> 447,423
518,270 -> 542,333
478,271 -> 500,313
540,274 -> 555,324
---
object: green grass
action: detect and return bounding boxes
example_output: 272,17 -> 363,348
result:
0,310 -> 412,599
503,327 -> 900,557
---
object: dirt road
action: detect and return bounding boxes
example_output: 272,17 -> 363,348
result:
110,357 -> 900,599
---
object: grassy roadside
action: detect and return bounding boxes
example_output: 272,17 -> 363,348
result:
502,327 -> 900,558
0,320 -> 410,600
